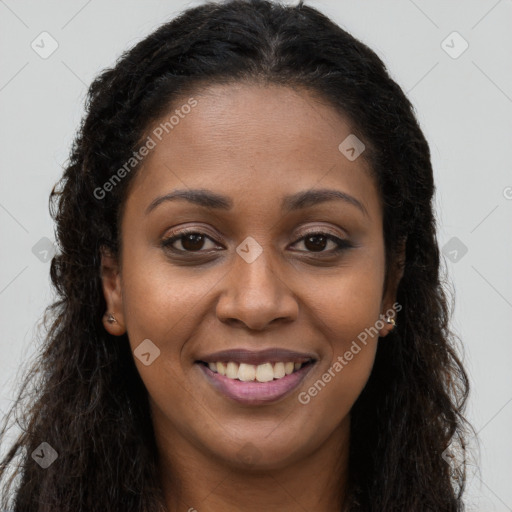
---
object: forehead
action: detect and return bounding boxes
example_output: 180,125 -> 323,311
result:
127,82 -> 380,221
146,83 -> 364,169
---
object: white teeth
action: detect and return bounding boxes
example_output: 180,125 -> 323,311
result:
205,360 -> 309,381
238,363 -> 256,381
255,362 -> 274,382
273,362 -> 285,379
226,361 -> 238,379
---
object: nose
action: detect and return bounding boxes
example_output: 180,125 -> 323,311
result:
215,245 -> 299,331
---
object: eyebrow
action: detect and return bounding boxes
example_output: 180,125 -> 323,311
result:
145,187 -> 368,217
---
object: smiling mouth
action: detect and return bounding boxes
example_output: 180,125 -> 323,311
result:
196,359 -> 315,383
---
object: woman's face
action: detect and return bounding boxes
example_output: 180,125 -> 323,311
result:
102,83 -> 399,473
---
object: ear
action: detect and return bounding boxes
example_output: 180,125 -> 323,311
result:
100,246 -> 126,336
379,238 -> 406,338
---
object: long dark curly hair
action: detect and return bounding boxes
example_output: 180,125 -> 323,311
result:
0,0 -> 474,510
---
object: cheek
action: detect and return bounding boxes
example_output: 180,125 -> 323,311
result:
119,258 -> 222,427
120,253 -> 222,349
296,339 -> 377,453
118,250 -> 227,411
295,253 -> 384,420
303,251 -> 385,350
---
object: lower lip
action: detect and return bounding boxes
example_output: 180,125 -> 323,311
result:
197,362 -> 315,405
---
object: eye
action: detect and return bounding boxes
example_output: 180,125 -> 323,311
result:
290,232 -> 352,253
161,230 -> 221,253
161,229 -> 352,255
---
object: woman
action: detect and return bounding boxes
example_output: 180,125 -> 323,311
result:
0,0 -> 473,510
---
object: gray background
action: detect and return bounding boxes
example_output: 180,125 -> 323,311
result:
1,0 -> 511,509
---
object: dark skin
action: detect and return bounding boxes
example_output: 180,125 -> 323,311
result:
101,83 -> 403,512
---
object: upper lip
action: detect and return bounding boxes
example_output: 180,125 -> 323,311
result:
197,348 -> 317,366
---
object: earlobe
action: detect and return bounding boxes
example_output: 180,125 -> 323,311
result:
100,246 -> 126,336
379,239 -> 406,338
378,312 -> 397,338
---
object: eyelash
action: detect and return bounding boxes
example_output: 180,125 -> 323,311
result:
161,228 -> 352,255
